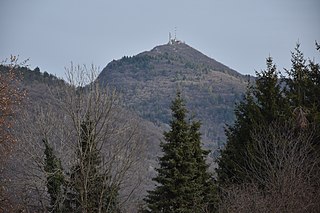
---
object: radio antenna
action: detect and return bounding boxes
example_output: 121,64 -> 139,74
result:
174,27 -> 177,41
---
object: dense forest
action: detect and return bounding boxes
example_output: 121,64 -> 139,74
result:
0,42 -> 319,212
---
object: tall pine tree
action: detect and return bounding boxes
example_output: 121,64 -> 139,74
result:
216,43 -> 320,212
216,56 -> 287,186
217,43 -> 320,188
145,92 -> 216,213
284,43 -> 320,128
283,43 -> 320,160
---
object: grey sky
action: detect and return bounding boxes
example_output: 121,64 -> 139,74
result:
1,0 -> 319,78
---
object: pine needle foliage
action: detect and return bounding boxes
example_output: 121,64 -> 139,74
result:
145,92 -> 216,213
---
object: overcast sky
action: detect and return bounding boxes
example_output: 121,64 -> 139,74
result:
1,0 -> 319,78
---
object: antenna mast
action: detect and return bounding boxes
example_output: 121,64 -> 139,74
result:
174,27 -> 177,41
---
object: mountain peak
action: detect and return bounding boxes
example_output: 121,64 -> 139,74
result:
137,41 -> 242,78
97,41 -> 248,145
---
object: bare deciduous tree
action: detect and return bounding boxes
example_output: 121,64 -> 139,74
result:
0,55 -> 27,212
12,64 -> 146,212
219,122 -> 320,213
0,56 -> 26,146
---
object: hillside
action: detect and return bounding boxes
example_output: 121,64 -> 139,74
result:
97,40 -> 249,151
1,44 -> 251,210
0,64 -> 164,160
0,65 -> 165,210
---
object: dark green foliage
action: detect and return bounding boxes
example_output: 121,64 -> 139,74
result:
283,43 -> 320,152
108,55 -> 154,71
284,43 -> 310,107
217,43 -> 320,189
254,57 -> 290,122
43,138 -> 64,213
217,56 -> 289,186
64,116 -> 120,213
216,88 -> 262,185
145,92 -> 216,212
284,44 -> 320,121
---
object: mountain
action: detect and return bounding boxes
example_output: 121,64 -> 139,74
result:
97,40 -> 249,152
0,65 -> 164,210
0,42 -> 250,210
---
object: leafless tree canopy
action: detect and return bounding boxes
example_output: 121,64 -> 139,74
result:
10,64 -> 146,212
219,122 -> 320,213
0,55 -> 27,212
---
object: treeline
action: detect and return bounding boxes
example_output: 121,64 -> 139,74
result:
0,64 -> 64,86
107,55 -> 154,71
216,43 -> 320,212
143,43 -> 320,212
0,43 -> 320,212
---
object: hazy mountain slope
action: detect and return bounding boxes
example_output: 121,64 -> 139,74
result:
97,41 -> 249,151
6,65 -> 163,160
0,41 -> 251,209
0,65 -> 163,210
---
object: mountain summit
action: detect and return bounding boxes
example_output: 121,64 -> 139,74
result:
147,41 -> 241,78
97,41 -> 248,150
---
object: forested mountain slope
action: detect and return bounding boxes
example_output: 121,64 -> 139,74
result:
97,41 -> 249,150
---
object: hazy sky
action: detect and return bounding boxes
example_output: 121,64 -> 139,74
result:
1,0 -> 319,78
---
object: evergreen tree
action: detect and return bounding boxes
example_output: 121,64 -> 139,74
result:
217,43 -> 320,212
283,43 -> 320,154
284,43 -> 320,126
43,138 -> 64,213
216,87 -> 261,185
217,57 -> 287,186
307,57 -> 320,124
145,92 -> 215,213
64,116 -> 120,212
254,57 -> 289,122
284,43 -> 310,108
217,44 -> 320,188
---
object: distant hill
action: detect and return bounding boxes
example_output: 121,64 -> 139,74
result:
0,64 -> 163,154
97,40 -> 250,152
0,65 -> 163,208
0,42 -> 251,209
0,65 -> 65,107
